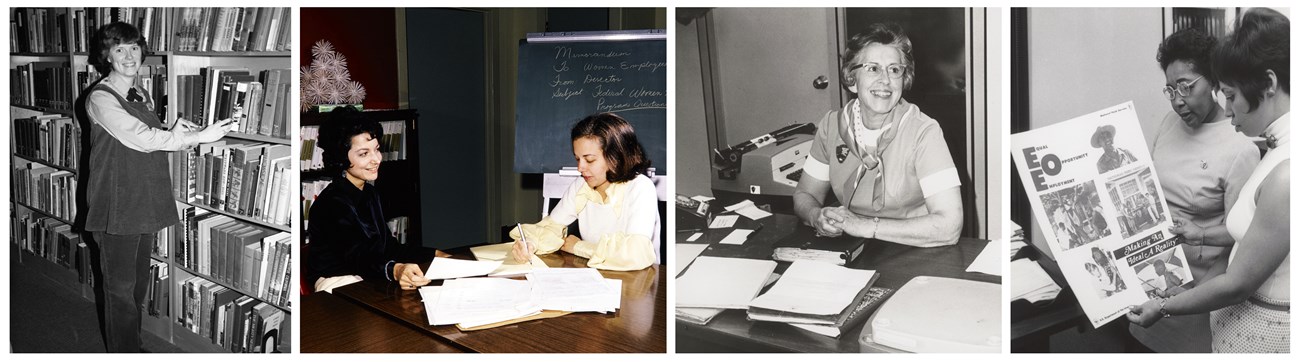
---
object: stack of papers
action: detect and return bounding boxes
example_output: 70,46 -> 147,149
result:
419,268 -> 623,328
424,258 -> 504,280
1010,258 -> 1061,303
674,243 -> 709,276
527,268 -> 621,313
470,243 -> 549,276
1009,220 -> 1026,259
419,278 -> 541,328
677,256 -> 777,309
965,239 -> 1002,276
749,260 -> 875,316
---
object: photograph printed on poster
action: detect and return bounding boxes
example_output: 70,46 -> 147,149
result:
1104,167 -> 1168,238
1084,246 -> 1128,299
1040,182 -> 1112,251
1131,246 -> 1192,299
1091,124 -> 1139,175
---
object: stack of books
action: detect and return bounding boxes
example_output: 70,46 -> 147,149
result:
178,276 -> 287,352
175,67 -> 291,138
11,8 -> 69,53
171,206 -> 294,307
298,125 -> 324,171
172,8 -> 291,53
146,259 -> 170,317
12,114 -> 79,170
11,61 -> 73,110
12,163 -> 77,221
169,141 -> 293,227
11,210 -> 86,274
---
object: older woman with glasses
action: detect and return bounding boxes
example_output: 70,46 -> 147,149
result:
793,23 -> 963,247
1129,28 -> 1261,353
1129,8 -> 1290,353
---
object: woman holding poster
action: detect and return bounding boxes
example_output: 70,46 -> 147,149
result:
1128,8 -> 1290,353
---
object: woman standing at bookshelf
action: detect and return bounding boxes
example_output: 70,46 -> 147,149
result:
1128,27 -> 1260,353
792,23 -> 963,247
510,112 -> 660,271
305,106 -> 433,291
1128,8 -> 1290,353
82,22 -> 230,352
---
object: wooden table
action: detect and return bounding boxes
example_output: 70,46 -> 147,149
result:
675,214 -> 1002,353
307,250 -> 667,353
301,291 -> 467,353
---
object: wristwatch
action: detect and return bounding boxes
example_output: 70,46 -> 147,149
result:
1158,297 -> 1172,319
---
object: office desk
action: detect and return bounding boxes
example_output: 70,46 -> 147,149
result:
675,214 -> 1001,353
326,251 -> 667,353
301,291 -> 467,353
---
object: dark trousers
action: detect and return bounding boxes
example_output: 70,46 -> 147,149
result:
92,231 -> 153,353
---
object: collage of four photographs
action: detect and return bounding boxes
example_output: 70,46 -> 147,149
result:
4,5 -> 1291,354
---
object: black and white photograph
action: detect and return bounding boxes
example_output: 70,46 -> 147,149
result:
1084,246 -> 1128,299
10,7 -> 294,353
1131,246 -> 1192,299
675,7 -> 1001,353
1104,167 -> 1167,238
1010,7 -> 1290,353
1040,182 -> 1111,251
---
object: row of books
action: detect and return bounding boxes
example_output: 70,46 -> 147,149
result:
171,205 -> 293,307
12,163 -> 78,222
179,275 -> 287,352
298,120 -> 409,171
10,7 -> 291,54
168,141 -> 294,227
12,115 -> 80,171
10,208 -> 94,287
11,61 -> 73,111
147,259 -> 170,317
11,8 -> 68,54
299,179 -> 332,227
178,67 -> 292,138
173,8 -> 291,53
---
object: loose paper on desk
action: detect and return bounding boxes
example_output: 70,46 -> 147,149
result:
733,204 -> 772,220
724,200 -> 756,212
1010,259 -> 1061,303
1009,101 -> 1185,327
709,214 -> 738,229
527,268 -> 621,313
425,258 -> 504,280
719,229 -> 755,245
685,232 -> 703,242
470,242 -> 549,276
965,239 -> 1002,276
677,256 -> 777,309
690,195 -> 715,202
421,278 -> 540,326
749,260 -> 875,316
675,243 -> 709,276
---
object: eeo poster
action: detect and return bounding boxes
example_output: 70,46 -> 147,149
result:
1011,101 -> 1192,328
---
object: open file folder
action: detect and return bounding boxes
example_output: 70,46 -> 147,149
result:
419,268 -> 621,330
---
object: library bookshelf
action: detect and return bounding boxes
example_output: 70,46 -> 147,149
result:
10,7 -> 292,353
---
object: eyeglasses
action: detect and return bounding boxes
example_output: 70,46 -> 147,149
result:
850,63 -> 907,80
1162,75 -> 1204,100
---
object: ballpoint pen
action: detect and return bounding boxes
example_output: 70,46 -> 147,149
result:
517,223 -> 536,267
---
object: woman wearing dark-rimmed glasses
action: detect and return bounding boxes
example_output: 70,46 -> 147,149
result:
1128,27 -> 1260,353
792,23 -> 963,247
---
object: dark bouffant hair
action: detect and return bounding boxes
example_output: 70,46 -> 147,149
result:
571,112 -> 651,183
318,106 -> 383,175
1157,28 -> 1216,75
91,22 -> 148,75
840,22 -> 915,93
1212,8 -> 1290,112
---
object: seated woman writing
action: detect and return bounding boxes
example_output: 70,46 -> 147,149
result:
793,23 -> 963,247
510,112 -> 661,271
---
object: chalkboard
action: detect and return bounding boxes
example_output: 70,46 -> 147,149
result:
514,37 -> 667,175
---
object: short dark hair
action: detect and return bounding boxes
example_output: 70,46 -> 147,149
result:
1157,28 -> 1216,75
318,106 -> 383,175
571,112 -> 651,183
91,22 -> 148,75
841,23 -> 915,93
1212,8 -> 1290,112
